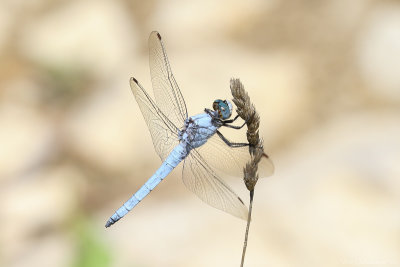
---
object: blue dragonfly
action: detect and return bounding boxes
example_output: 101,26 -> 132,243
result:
105,32 -> 274,227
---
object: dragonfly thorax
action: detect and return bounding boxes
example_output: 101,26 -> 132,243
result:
180,113 -> 219,149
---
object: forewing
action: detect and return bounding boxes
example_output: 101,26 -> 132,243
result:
196,134 -> 274,178
182,149 -> 248,220
130,77 -> 180,161
149,31 -> 188,127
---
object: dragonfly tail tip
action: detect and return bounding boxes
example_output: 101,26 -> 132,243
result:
105,218 -> 116,228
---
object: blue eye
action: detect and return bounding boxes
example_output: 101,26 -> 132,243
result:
213,99 -> 232,119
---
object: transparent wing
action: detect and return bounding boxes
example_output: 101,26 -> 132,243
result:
182,149 -> 248,220
196,134 -> 274,178
130,77 -> 180,161
149,31 -> 188,127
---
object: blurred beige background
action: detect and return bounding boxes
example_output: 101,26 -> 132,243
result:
1,0 -> 399,266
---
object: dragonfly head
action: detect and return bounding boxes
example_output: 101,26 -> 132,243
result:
212,99 -> 233,120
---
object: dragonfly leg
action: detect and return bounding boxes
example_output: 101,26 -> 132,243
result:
222,115 -> 247,129
216,130 -> 249,147
223,114 -> 240,123
222,121 -> 246,129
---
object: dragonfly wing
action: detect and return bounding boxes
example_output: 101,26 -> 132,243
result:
196,134 -> 274,178
130,77 -> 180,161
149,31 -> 188,127
182,149 -> 248,220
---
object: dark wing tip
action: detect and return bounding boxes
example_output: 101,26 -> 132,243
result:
131,77 -> 138,84
156,32 -> 162,40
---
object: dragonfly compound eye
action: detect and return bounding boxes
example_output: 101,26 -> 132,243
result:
212,100 -> 220,111
219,100 -> 232,120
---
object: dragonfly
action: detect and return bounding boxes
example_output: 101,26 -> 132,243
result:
105,31 -> 274,228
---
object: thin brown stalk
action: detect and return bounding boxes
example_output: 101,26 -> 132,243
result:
230,78 -> 264,267
241,189 -> 254,267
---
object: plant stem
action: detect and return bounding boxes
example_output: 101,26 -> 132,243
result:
240,189 -> 254,267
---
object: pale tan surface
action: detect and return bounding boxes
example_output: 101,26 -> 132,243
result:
1,1 -> 399,266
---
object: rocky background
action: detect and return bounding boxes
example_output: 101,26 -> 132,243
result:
1,0 -> 399,266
